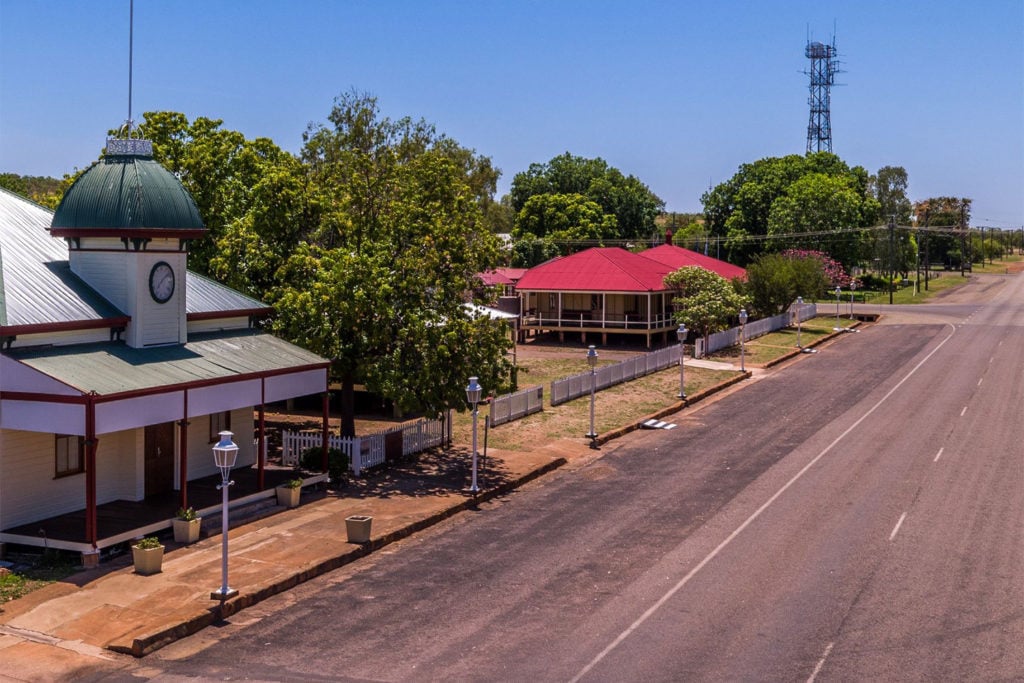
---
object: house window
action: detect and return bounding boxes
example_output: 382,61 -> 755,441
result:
55,435 -> 84,478
209,411 -> 232,442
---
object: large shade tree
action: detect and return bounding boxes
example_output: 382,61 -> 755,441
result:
509,152 -> 664,265
275,92 -> 512,436
702,152 -> 880,266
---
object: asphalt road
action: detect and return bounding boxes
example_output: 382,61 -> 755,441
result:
150,275 -> 1023,682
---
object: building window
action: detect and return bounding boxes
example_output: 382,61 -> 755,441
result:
55,435 -> 84,478
209,411 -> 232,442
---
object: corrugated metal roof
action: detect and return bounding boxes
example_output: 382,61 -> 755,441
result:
0,189 -> 268,328
640,244 -> 747,281
186,272 -> 271,316
0,187 -> 126,328
51,152 -> 205,231
8,330 -> 328,396
515,247 -> 670,292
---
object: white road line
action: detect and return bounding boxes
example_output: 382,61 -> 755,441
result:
889,512 -> 908,541
978,377 -> 984,387
934,447 -> 944,463
807,642 -> 835,683
960,406 -> 968,417
568,323 -> 959,683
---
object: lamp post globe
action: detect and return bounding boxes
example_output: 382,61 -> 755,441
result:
211,430 -> 239,601
465,377 -> 482,493
586,345 -> 598,444
676,323 -> 687,399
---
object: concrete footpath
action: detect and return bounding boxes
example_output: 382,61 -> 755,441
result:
0,440 -> 591,672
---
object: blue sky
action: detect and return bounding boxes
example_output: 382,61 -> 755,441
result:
2,1 -> 1022,226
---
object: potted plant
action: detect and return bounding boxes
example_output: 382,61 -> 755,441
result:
276,478 -> 303,508
132,536 -> 164,575
172,506 -> 201,544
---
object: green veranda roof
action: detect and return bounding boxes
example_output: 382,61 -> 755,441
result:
9,330 -> 328,397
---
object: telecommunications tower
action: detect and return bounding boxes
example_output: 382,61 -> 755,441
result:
804,34 -> 841,153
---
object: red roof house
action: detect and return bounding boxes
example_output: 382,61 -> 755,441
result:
515,246 -> 744,347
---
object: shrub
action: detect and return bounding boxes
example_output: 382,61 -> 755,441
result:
135,536 -> 162,550
175,506 -> 197,521
299,446 -> 349,484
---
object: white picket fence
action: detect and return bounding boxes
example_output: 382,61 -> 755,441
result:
694,303 -> 818,358
489,385 -> 544,426
281,416 -> 446,477
550,345 -> 681,406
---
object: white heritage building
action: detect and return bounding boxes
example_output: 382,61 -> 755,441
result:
0,139 -> 330,563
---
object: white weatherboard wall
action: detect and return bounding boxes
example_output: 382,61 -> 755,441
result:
0,427 -> 137,529
185,409 -> 255,481
69,249 -> 130,311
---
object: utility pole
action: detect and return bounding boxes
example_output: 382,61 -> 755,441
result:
959,206 -> 967,277
923,210 -> 930,291
888,215 -> 896,305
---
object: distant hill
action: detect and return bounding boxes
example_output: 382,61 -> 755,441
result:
0,173 -> 66,209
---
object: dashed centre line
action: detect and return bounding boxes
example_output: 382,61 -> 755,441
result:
889,512 -> 908,541
807,642 -> 835,683
934,447 -> 944,463
960,406 -> 968,417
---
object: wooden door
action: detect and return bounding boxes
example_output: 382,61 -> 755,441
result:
145,422 -> 176,496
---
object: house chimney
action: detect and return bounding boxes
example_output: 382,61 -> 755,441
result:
665,228 -> 673,245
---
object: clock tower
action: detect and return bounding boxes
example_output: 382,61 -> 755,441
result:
50,138 -> 206,348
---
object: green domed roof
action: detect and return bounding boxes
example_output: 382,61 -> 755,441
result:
51,139 -> 205,237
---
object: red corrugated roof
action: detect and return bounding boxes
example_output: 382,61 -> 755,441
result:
478,270 -> 513,286
514,247 -> 671,292
641,244 -> 747,281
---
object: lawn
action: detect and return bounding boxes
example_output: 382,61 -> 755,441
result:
452,356 -> 737,452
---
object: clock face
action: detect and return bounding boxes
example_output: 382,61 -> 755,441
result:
149,262 -> 175,303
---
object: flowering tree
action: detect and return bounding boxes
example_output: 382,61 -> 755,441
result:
664,266 -> 749,347
780,249 -> 854,287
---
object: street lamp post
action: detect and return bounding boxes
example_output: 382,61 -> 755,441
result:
738,309 -> 748,373
795,296 -> 804,349
676,323 -> 687,400
834,285 -> 842,329
849,280 -> 857,319
586,345 -> 598,445
465,377 -> 482,494
210,431 -> 239,601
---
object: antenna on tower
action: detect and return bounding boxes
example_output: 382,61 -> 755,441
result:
803,28 -> 842,154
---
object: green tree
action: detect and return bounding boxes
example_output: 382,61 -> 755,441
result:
702,152 -> 880,265
510,152 -> 663,241
767,173 -> 872,268
870,166 -> 912,223
743,252 -> 828,317
510,192 -> 617,266
664,266 -> 749,347
135,112 -> 309,282
277,92 -> 511,436
914,197 -> 972,270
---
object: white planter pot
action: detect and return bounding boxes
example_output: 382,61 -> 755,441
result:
132,544 -> 164,575
277,485 -> 301,508
172,518 -> 201,544
345,515 -> 372,543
